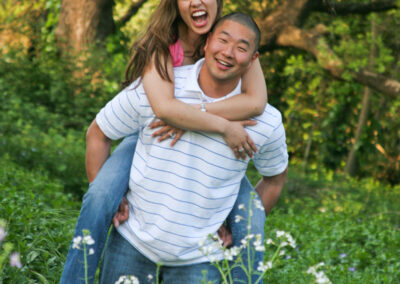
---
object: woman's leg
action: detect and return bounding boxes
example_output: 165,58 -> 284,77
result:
226,176 -> 266,283
60,134 -> 138,284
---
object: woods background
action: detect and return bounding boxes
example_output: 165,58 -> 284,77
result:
0,0 -> 399,283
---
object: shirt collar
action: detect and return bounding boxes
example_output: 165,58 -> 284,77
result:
181,58 -> 242,102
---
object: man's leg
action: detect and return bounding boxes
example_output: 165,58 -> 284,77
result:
60,134 -> 138,284
226,176 -> 266,283
99,228 -> 158,283
162,262 -> 221,284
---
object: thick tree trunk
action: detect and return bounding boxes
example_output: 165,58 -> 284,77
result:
55,0 -> 115,53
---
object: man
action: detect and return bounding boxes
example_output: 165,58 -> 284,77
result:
89,13 -> 288,283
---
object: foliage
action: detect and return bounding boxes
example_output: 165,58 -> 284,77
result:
252,166 -> 400,283
0,155 -> 80,283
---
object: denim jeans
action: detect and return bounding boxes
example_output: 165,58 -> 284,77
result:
60,134 -> 265,284
100,228 -> 221,283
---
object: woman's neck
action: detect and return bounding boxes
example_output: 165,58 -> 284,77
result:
178,22 -> 200,55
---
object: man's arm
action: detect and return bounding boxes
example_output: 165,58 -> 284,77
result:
255,167 -> 288,215
86,120 -> 112,183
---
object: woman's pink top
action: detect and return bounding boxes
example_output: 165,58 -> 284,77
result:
169,39 -> 184,67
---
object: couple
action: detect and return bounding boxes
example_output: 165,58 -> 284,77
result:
61,12 -> 288,284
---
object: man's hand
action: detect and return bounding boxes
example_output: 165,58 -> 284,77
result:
150,120 -> 185,146
112,197 -> 129,227
217,224 -> 232,247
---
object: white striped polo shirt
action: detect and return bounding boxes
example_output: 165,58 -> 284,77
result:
96,59 -> 288,266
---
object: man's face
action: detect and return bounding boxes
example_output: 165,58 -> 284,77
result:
204,20 -> 258,83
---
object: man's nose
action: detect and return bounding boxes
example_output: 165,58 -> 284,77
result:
221,44 -> 234,58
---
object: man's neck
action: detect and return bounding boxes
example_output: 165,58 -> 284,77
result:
198,65 -> 240,99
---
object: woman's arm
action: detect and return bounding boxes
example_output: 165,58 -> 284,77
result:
142,56 -> 258,158
202,58 -> 267,120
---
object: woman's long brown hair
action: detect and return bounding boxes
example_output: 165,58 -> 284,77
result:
123,0 -> 223,88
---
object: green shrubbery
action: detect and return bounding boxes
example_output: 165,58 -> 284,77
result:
257,168 -> 400,283
0,155 -> 80,283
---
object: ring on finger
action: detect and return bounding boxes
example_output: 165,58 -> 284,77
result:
238,147 -> 245,153
169,132 -> 175,138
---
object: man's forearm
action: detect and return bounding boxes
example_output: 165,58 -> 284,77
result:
86,120 -> 112,183
255,167 -> 288,216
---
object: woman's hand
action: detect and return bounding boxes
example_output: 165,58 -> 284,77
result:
150,120 -> 185,146
222,120 -> 258,159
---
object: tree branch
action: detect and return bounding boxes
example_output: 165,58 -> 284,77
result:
117,0 -> 148,27
314,0 -> 397,15
274,25 -> 400,97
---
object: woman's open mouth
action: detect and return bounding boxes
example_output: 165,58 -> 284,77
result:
191,10 -> 208,27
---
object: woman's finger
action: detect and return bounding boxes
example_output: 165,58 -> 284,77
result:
247,137 -> 258,154
152,125 -> 172,138
170,130 -> 184,147
149,120 -> 166,129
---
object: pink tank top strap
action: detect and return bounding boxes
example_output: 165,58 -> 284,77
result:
169,39 -> 184,67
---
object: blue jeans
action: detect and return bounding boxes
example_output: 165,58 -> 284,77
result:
100,228 -> 221,283
60,134 -> 265,284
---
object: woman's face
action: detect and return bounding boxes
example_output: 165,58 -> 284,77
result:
178,0 -> 218,35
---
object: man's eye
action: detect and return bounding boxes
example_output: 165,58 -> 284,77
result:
238,47 -> 247,52
219,38 -> 227,43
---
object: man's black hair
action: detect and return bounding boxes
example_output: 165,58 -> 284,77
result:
211,12 -> 261,53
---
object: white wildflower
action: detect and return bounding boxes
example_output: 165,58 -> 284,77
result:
279,250 -> 285,256
265,238 -> 274,245
198,236 -> 207,247
235,215 -> 244,223
89,248 -> 95,255
10,252 -> 22,268
254,199 -> 264,211
224,246 -> 240,261
253,234 -> 265,252
257,261 -> 272,272
238,204 -> 246,210
276,230 -> 285,238
83,235 -> 95,245
72,236 -> 82,249
281,241 -> 288,247
307,262 -> 331,284
147,274 -> 153,281
115,275 -> 140,284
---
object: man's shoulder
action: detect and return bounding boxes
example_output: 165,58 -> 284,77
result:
257,104 -> 283,128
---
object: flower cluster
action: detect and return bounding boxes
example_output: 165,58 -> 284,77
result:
276,230 -> 296,249
72,233 -> 95,255
115,275 -> 140,284
307,262 -> 332,284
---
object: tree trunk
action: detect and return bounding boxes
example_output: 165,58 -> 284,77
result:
55,0 -> 115,53
345,8 -> 377,176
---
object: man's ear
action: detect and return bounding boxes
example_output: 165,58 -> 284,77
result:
204,33 -> 212,52
251,51 -> 259,63
246,51 -> 259,70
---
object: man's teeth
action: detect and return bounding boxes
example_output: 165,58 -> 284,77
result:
218,60 -> 231,67
192,11 -> 207,17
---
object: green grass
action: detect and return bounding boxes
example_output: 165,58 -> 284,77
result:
1,157 -> 399,283
0,155 -> 80,283
253,167 -> 400,283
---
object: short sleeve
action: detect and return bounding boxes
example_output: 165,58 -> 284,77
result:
253,121 -> 288,177
96,87 -> 141,140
